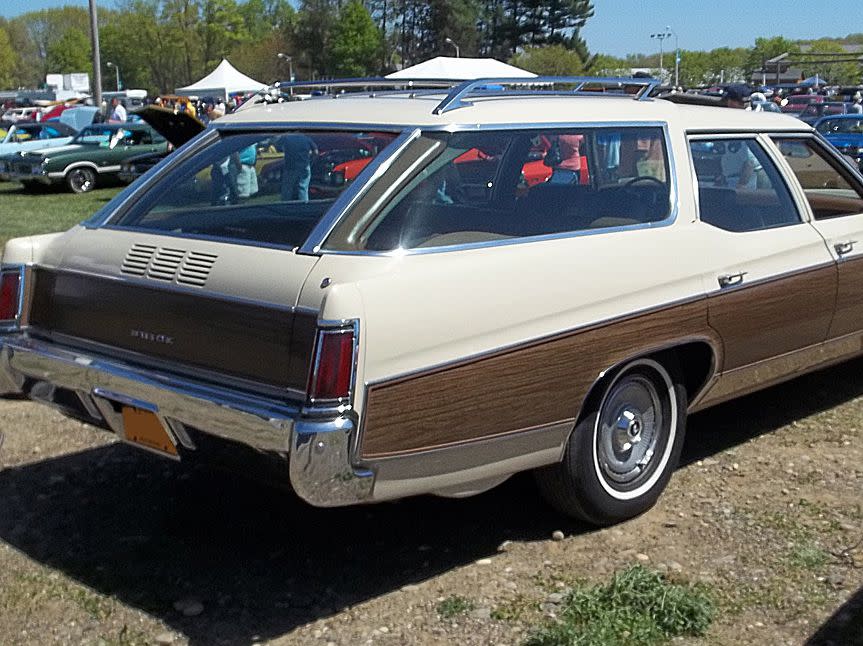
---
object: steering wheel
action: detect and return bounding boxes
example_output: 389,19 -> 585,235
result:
623,175 -> 665,189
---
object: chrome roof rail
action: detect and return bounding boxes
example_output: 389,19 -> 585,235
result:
273,77 -> 462,92
244,75 -> 660,114
431,76 -> 661,115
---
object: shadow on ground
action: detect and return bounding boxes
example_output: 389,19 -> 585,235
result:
2,358 -> 863,644
807,584 -> 863,646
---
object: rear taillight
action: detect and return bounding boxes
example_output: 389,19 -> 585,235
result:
0,269 -> 21,322
308,325 -> 357,403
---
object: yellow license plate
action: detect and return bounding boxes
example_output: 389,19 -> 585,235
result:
122,406 -> 178,457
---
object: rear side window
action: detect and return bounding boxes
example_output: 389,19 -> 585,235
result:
324,126 -> 672,252
771,137 -> 863,219
690,138 -> 799,232
109,130 -> 396,248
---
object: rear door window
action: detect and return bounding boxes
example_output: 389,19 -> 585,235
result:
771,136 -> 863,219
689,137 -> 800,232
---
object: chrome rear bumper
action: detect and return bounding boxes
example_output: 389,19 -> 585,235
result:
0,334 -> 374,506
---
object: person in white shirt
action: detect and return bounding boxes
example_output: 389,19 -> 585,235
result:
109,97 -> 127,123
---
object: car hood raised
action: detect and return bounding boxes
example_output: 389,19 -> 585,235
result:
134,106 -> 204,148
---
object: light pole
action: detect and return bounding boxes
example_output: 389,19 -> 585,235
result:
106,61 -> 121,91
650,30 -> 671,84
666,25 -> 679,88
277,53 -> 294,95
87,0 -> 102,114
444,37 -> 460,58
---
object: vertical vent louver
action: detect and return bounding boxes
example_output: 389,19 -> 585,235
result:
121,244 -> 217,287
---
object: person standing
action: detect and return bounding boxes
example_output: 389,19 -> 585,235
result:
279,133 -> 317,201
851,93 -> 863,115
109,97 -> 127,122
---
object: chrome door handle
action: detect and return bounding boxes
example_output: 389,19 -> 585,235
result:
718,272 -> 747,288
834,240 -> 857,256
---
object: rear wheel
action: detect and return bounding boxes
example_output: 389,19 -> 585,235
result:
535,357 -> 686,525
65,167 -> 97,193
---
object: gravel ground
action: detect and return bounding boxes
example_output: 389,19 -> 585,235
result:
1,359 -> 862,646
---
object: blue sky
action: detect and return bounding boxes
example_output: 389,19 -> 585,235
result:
1,0 -> 858,57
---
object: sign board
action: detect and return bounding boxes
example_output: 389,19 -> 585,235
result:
65,73 -> 90,93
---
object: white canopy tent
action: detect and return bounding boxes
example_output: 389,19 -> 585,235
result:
386,57 -> 536,81
175,59 -> 266,101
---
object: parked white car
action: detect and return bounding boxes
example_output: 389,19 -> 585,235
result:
3,77 -> 863,525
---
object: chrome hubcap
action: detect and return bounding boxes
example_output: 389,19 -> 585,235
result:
71,170 -> 92,191
597,374 -> 663,487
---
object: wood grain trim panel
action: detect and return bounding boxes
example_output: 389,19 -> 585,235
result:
829,255 -> 863,340
360,299 -> 718,459
696,331 -> 863,410
706,264 -> 836,371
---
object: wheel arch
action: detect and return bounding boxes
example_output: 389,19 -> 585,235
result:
62,161 -> 100,175
575,338 -> 720,428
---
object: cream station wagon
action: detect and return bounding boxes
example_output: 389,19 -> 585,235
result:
3,77 -> 863,526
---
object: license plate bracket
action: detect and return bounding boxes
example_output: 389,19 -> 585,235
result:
122,406 -> 178,458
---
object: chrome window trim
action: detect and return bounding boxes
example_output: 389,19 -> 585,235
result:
316,121 -> 679,256
299,128 -> 421,254
686,131 -> 806,229
769,131 -> 863,195
88,120 -> 680,255
86,128 -> 221,228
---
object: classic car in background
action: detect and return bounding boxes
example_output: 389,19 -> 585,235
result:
3,122 -> 167,192
118,106 -> 205,183
815,114 -> 863,171
797,101 -> 854,126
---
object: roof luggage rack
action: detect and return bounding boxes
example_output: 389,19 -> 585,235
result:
429,76 -> 661,114
245,75 -> 661,115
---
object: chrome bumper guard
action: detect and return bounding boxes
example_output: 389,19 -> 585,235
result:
0,335 -> 374,506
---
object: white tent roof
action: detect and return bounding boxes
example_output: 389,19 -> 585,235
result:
386,57 -> 536,80
175,59 -> 266,100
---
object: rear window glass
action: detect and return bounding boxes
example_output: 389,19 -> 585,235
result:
324,126 -> 672,252
109,130 -> 397,247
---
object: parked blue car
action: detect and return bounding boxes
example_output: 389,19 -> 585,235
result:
815,114 -> 863,172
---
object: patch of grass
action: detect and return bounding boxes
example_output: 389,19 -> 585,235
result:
0,182 -> 122,249
3,570 -> 114,620
523,566 -> 714,646
436,594 -> 475,618
491,594 -> 536,622
787,542 -> 830,570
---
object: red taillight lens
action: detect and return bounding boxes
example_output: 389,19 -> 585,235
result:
0,271 -> 21,321
308,328 -> 356,401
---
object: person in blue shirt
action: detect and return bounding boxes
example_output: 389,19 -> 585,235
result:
279,133 -> 318,201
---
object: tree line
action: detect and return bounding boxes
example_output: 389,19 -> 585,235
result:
0,0 -> 594,93
0,2 -> 860,95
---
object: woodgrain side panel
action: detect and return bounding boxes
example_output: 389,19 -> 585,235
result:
707,264 -> 836,371
696,331 -> 863,410
361,300 -> 716,458
829,256 -> 863,340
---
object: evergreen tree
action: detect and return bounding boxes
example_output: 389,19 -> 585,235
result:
329,1 -> 382,76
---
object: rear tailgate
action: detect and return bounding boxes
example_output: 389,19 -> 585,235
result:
27,228 -> 319,395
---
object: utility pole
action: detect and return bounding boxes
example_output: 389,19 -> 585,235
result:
666,26 -> 679,88
650,31 -> 670,84
88,0 -> 102,115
